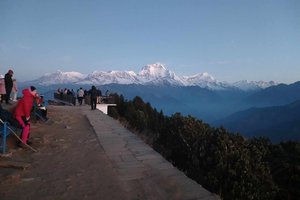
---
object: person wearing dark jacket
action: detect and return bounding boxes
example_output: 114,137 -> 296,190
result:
4,69 -> 14,104
89,85 -> 98,110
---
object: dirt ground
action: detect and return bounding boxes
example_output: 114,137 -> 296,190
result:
0,105 -> 129,200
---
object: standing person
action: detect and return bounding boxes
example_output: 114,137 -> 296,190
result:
0,75 -> 6,103
14,86 -> 37,147
77,87 -> 84,105
4,69 -> 14,104
97,88 -> 102,103
11,79 -> 18,102
89,85 -> 98,110
71,89 -> 76,105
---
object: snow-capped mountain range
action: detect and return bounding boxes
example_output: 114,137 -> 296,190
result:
27,63 -> 277,90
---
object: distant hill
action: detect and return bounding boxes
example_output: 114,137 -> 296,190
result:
215,100 -> 300,143
243,81 -> 300,107
99,84 -> 221,120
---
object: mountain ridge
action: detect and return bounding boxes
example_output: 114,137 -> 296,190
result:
24,63 -> 277,91
215,99 -> 300,143
17,74 -> 300,142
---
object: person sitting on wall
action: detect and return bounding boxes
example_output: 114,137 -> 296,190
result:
33,94 -> 48,121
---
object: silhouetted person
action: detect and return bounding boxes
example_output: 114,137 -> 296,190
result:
89,85 -> 98,110
4,69 -> 14,104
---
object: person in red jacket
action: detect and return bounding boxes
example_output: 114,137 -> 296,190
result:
14,86 -> 37,147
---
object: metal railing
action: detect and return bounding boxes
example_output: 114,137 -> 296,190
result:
85,95 -> 115,105
0,121 -> 9,153
54,93 -> 76,105
54,93 -> 116,106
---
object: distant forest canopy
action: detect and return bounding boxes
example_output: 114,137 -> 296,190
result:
108,94 -> 300,200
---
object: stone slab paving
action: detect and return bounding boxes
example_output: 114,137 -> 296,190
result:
82,106 -> 219,200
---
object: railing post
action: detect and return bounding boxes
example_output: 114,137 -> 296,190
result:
2,122 -> 8,153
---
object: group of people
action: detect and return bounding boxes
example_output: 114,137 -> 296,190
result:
1,69 -> 48,148
0,69 -> 18,104
77,86 -> 102,110
56,88 -> 77,97
56,86 -> 102,110
1,68 -> 102,149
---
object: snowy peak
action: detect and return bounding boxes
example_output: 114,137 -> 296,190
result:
32,70 -> 86,86
233,80 -> 278,91
181,72 -> 232,89
139,63 -> 169,78
138,63 -> 184,86
81,70 -> 139,85
183,72 -> 215,83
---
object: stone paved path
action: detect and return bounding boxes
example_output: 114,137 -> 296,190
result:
84,105 -> 218,200
0,105 -> 218,200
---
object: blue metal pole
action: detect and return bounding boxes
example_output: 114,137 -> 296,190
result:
2,122 -> 7,153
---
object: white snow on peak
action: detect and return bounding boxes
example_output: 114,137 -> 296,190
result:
181,72 -> 231,89
139,63 -> 168,77
233,80 -> 278,91
138,63 -> 184,86
80,70 -> 139,85
34,70 -> 86,86
183,72 -> 215,83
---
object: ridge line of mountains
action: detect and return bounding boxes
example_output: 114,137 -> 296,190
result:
24,63 -> 277,91
20,63 -> 299,143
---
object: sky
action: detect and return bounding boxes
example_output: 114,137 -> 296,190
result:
0,0 -> 299,83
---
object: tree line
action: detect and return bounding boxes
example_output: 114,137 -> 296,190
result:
108,94 -> 300,200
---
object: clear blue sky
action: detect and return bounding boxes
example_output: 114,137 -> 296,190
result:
1,0 -> 299,83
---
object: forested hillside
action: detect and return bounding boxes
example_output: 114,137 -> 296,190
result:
215,100 -> 300,143
108,94 -> 300,200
